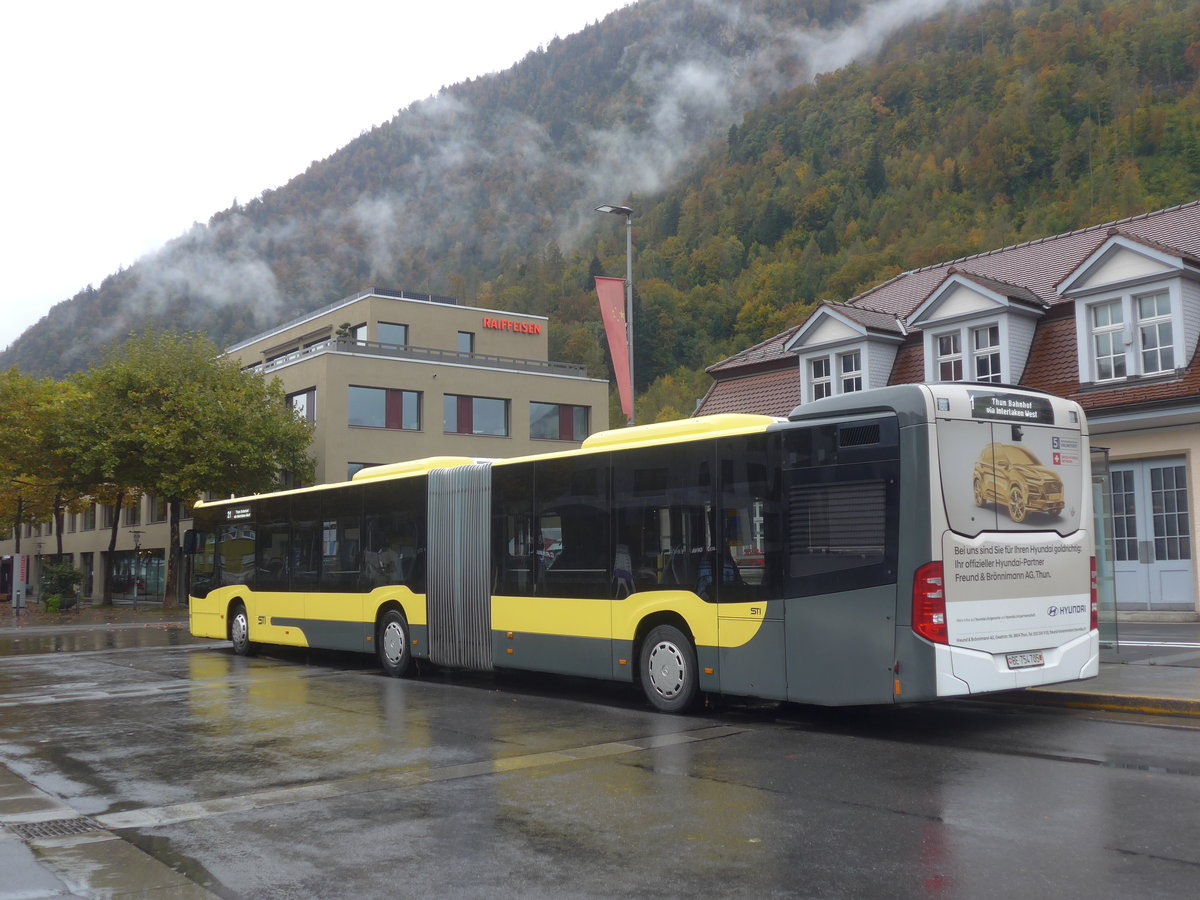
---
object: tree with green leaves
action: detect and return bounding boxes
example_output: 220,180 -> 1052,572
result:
0,367 -> 64,553
62,330 -> 315,606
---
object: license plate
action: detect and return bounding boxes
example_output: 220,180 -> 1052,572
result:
1006,651 -> 1044,670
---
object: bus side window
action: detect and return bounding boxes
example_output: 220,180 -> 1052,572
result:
717,434 -> 779,602
535,456 -> 609,599
492,465 -> 535,596
255,497 -> 291,591
614,444 -> 714,599
364,478 -> 426,593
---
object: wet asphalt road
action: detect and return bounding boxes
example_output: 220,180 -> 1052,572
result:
1,626 -> 1198,899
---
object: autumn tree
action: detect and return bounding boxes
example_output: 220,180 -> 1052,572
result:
62,330 -> 315,606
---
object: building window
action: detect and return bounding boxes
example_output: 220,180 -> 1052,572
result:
149,496 -> 168,524
348,462 -> 382,479
124,503 -> 141,526
973,325 -> 1001,382
937,332 -> 963,381
810,358 -> 832,400
457,331 -> 475,354
377,322 -> 408,347
81,505 -> 96,531
839,350 -> 862,393
348,386 -> 421,430
531,402 -> 589,441
1137,291 -> 1173,374
288,388 -> 316,425
1091,300 -> 1126,381
445,394 -> 508,436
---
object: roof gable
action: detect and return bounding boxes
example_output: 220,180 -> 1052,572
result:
1057,233 -> 1192,296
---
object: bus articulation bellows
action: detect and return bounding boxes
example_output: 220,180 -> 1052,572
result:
187,383 -> 1098,711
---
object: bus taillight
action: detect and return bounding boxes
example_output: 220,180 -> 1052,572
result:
912,561 -> 948,645
1090,556 -> 1098,631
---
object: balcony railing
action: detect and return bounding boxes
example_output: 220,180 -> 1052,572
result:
247,338 -> 588,378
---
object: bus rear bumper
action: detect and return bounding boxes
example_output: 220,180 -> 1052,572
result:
934,630 -> 1099,697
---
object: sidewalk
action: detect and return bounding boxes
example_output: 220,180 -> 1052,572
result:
0,600 -> 189,634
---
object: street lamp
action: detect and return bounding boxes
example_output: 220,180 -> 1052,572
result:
594,204 -> 635,426
129,530 -> 143,606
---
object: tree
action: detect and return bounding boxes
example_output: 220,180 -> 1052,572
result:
62,330 -> 315,606
0,368 -> 63,553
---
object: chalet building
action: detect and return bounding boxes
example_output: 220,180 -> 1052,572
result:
0,288 -> 608,606
697,201 -> 1200,615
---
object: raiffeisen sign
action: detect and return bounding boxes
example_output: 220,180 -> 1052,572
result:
482,316 -> 542,335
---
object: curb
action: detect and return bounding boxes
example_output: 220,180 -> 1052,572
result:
988,688 -> 1200,718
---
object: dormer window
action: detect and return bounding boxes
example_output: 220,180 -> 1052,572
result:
1137,291 -> 1173,374
840,350 -> 863,392
936,333 -> 963,381
910,271 -> 1046,386
811,358 -> 832,400
1090,300 -> 1126,381
973,325 -> 1001,382
1059,233 -> 1195,386
786,301 -> 905,404
1081,289 -> 1177,383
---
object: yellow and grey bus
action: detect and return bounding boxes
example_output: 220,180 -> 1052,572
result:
187,383 -> 1098,711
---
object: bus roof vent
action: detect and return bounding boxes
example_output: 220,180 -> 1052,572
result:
839,423 -> 880,447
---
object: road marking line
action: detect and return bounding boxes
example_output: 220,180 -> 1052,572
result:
95,725 -> 746,830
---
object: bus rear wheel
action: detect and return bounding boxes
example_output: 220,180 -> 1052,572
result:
639,624 -> 699,713
378,609 -> 412,677
230,603 -> 255,656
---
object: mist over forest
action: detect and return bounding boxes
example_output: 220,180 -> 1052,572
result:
5,0 -> 1200,422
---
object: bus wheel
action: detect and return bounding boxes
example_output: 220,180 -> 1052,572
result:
640,625 -> 699,713
230,603 -> 255,656
1008,485 -> 1028,523
378,609 -> 412,678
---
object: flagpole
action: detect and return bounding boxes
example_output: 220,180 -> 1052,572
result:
623,208 -> 635,427
595,204 -> 635,426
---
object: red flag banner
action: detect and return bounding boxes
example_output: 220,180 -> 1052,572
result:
594,276 -> 632,421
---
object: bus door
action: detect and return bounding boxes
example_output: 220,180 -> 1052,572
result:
934,388 -> 1091,682
780,417 -> 902,705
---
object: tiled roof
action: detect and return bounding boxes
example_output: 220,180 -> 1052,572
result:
718,201 -> 1200,373
699,200 -> 1200,416
695,365 -> 799,416
886,336 -> 925,385
707,323 -> 804,374
943,268 -> 1047,308
827,302 -> 906,333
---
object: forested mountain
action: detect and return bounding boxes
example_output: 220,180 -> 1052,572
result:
5,0 -> 1200,424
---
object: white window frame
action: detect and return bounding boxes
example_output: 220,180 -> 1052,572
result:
839,350 -> 862,393
810,357 -> 832,400
925,318 -> 1012,384
972,324 -> 1001,383
935,331 -> 964,382
1076,281 -> 1182,384
1136,290 -> 1174,375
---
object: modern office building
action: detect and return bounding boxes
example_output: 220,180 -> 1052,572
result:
1,288 -> 609,605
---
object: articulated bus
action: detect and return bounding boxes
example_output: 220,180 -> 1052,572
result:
187,383 -> 1098,711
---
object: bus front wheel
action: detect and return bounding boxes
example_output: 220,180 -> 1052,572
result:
639,625 -> 699,713
230,603 -> 255,656
378,609 -> 413,678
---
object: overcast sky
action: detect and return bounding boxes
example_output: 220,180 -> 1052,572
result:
0,0 -> 633,354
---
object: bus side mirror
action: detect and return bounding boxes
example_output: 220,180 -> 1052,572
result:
183,530 -> 199,554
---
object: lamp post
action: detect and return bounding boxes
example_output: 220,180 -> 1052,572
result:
129,530 -> 143,606
594,204 -> 635,426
